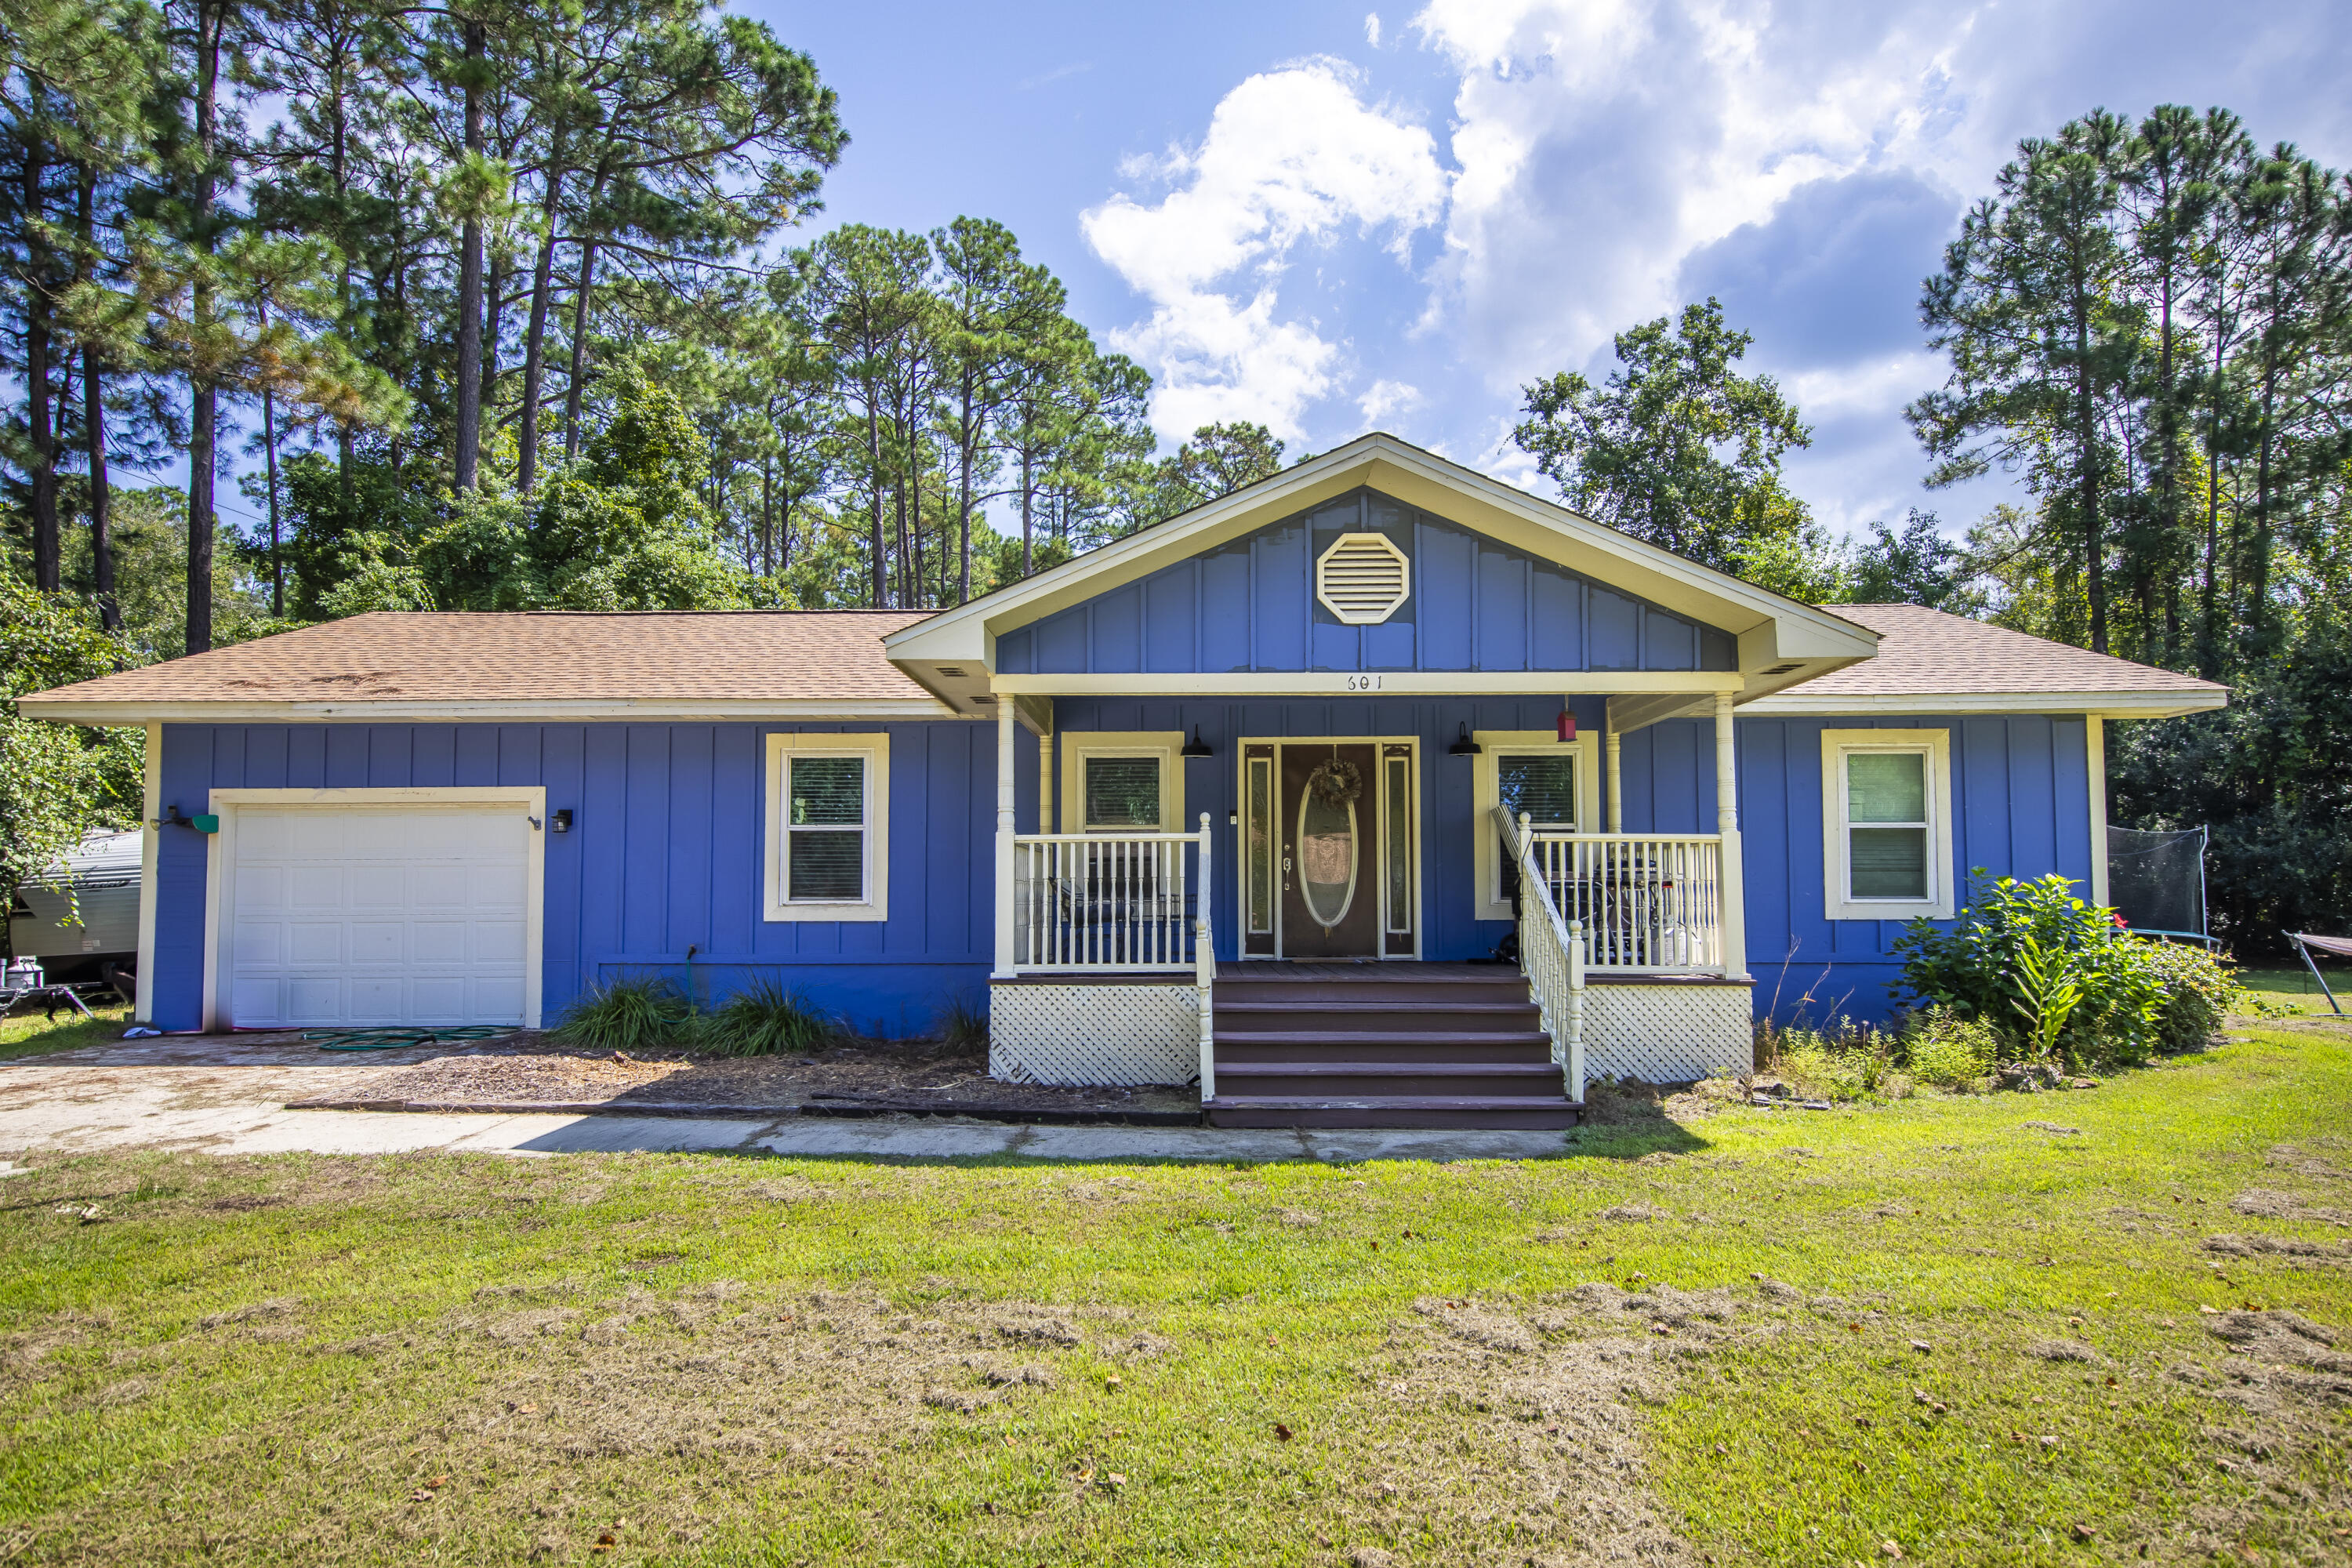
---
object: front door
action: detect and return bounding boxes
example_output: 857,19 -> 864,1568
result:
1279,743 -> 1381,958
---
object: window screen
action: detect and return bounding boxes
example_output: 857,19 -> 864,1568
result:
1084,756 -> 1163,829
786,755 -> 866,902
1846,750 -> 1928,900
1497,754 -> 1577,828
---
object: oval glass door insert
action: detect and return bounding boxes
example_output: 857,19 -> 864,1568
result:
1297,774 -> 1359,929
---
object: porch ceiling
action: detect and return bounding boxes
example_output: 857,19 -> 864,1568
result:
883,432 -> 1879,717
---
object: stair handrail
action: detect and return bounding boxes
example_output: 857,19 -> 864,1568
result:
1494,804 -> 1585,1102
1195,811 -> 1215,1104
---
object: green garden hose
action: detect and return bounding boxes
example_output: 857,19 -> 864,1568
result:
303,1025 -> 513,1052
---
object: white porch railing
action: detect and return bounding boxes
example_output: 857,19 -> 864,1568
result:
1496,807 -> 1584,1102
1523,831 -> 1726,975
1011,826 -> 1205,971
1006,815 -> 1216,1099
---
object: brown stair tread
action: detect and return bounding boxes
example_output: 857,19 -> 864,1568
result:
1214,1029 -> 1552,1047
1223,1006 -> 1534,1020
1206,1094 -> 1579,1110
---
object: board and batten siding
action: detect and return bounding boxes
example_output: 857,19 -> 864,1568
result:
996,488 -> 1742,677
147,720 -> 1029,1035
1737,713 -> 2096,1025
1047,696 -> 1720,967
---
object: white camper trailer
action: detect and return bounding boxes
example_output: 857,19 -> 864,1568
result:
8,829 -> 142,984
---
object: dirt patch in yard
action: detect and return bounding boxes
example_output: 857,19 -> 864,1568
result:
291,1033 -> 1200,1122
6,1276 -> 1720,1566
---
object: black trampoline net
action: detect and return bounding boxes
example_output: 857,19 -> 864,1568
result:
2107,825 -> 2209,939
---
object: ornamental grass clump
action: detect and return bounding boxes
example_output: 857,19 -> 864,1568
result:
552,975 -> 696,1052
696,977 -> 839,1057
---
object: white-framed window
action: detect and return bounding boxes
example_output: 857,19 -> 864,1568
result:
764,732 -> 889,922
1060,732 -> 1185,834
1820,728 -> 1954,921
1472,729 -> 1599,920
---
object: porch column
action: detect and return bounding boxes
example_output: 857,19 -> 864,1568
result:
993,696 -> 1016,978
1039,731 -> 1054,834
1714,691 -> 1747,980
1605,720 -> 1624,833
2086,716 -> 2108,907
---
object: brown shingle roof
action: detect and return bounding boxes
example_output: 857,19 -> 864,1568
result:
20,611 -> 941,711
1801,604 -> 2225,698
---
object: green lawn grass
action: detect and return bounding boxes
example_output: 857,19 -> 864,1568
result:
0,1003 -> 129,1063
1,1019 -> 2347,1566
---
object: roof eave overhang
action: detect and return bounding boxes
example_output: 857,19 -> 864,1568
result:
882,434 -> 1881,711
16,696 -> 960,725
1737,689 -> 2230,719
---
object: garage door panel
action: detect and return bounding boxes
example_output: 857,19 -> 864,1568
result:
289,865 -> 345,910
286,975 -> 344,1024
285,921 -> 344,965
233,920 -> 284,966
349,866 -> 408,910
470,920 -> 528,963
227,804 -> 532,1029
234,864 -> 285,913
410,921 -> 472,964
347,921 -> 407,965
472,976 -> 527,1017
408,865 -> 474,909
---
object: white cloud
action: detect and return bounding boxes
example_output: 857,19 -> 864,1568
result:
1365,12 -> 1383,45
1357,377 -> 1425,425
1410,0 -> 1975,391
1081,58 -> 1447,440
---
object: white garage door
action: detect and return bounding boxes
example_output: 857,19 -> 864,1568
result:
227,807 -> 532,1028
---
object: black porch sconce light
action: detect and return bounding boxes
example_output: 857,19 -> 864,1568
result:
551,808 -> 574,833
1179,725 -> 1214,758
1447,722 -> 1482,757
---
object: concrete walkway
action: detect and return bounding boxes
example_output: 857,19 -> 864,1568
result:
0,1035 -> 1570,1163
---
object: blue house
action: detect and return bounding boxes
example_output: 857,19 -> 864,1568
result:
24,434 -> 2225,1127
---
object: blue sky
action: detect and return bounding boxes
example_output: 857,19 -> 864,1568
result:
750,0 -> 2352,544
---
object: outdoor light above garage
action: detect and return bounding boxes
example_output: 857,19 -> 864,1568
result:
1314,531 -> 1410,624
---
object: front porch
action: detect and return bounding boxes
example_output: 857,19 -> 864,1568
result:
981,692 -> 1759,1124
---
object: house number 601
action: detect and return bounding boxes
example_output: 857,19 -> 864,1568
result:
1343,673 -> 1383,691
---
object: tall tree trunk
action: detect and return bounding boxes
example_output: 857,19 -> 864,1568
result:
78,164 -> 114,630
864,403 -> 886,608
517,152 -> 564,492
2071,292 -> 2106,655
452,18 -> 486,492
21,141 -> 58,592
478,249 -> 503,448
330,31 -> 355,514
1019,439 -> 1033,579
562,234 -> 598,463
263,391 -> 282,617
186,0 -> 225,655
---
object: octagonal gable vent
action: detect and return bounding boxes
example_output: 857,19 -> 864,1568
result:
1316,532 -> 1410,625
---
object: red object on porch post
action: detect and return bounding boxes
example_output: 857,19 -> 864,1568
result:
1555,710 -> 1576,742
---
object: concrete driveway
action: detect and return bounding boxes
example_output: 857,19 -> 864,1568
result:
0,1034 -> 1570,1163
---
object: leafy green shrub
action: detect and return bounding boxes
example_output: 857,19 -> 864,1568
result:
1900,1005 -> 1999,1090
697,978 -> 838,1057
553,975 -> 695,1052
2136,940 -> 2237,1052
1893,872 -> 2164,1065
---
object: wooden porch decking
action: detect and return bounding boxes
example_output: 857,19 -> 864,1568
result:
1205,960 -> 1579,1130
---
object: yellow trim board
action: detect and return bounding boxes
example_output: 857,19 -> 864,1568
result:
991,670 -> 1739,699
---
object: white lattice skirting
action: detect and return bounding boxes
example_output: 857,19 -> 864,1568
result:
1581,982 -> 1755,1085
989,983 -> 1200,1086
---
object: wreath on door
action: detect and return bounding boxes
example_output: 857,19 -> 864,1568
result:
1306,757 -> 1363,808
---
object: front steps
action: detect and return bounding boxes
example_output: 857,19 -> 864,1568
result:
1206,963 -> 1579,1129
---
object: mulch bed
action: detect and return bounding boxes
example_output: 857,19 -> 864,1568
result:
289,1032 -> 1203,1124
